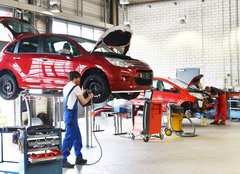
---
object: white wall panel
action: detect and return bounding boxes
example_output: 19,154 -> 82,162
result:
124,0 -> 240,89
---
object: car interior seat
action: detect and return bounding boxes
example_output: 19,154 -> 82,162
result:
19,44 -> 37,53
63,42 -> 71,51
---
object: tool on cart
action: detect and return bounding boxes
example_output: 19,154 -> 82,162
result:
164,104 -> 196,137
18,126 -> 62,174
131,90 -> 164,142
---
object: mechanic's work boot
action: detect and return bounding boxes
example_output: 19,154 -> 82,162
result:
75,158 -> 87,165
210,121 -> 218,125
218,121 -> 226,125
63,161 -> 74,168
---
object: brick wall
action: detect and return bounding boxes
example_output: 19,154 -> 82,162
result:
120,0 -> 240,89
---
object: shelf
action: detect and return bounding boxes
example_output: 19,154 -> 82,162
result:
27,133 -> 59,139
28,146 -> 59,153
28,155 -> 63,163
28,140 -> 60,147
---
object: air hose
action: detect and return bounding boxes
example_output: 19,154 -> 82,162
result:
83,98 -> 103,165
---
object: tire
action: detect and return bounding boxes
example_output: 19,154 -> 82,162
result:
0,74 -> 19,100
131,134 -> 135,140
143,136 -> 149,142
115,92 -> 140,100
164,128 -> 172,136
82,74 -> 110,103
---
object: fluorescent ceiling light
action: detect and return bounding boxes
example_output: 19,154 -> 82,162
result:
120,0 -> 129,5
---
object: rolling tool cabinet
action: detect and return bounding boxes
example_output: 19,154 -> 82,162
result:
228,97 -> 240,121
18,127 -> 62,174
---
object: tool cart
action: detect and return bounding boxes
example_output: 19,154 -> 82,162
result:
18,126 -> 62,174
228,97 -> 240,121
131,99 -> 164,142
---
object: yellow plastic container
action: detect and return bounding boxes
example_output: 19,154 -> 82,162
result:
171,112 -> 183,131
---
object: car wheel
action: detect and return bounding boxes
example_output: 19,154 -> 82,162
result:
0,74 -> 19,100
115,92 -> 140,100
82,74 -> 110,103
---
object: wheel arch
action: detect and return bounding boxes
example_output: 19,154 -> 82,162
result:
180,101 -> 193,111
0,69 -> 20,86
80,68 -> 109,88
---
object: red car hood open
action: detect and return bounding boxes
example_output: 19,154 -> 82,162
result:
187,74 -> 204,88
92,25 -> 132,55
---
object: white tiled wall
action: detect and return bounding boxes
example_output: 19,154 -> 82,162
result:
120,0 -> 240,89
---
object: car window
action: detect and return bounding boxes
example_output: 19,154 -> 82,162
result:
18,37 -> 38,53
44,36 -> 80,56
153,80 -> 179,93
6,42 -> 17,53
6,19 -> 39,35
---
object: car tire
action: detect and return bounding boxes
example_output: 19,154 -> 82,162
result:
82,74 -> 110,103
0,74 -> 19,100
115,92 -> 140,100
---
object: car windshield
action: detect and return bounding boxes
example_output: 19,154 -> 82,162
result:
167,78 -> 188,89
69,36 -> 118,53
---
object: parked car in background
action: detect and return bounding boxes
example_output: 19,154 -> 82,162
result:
0,17 -> 153,103
151,75 -> 214,116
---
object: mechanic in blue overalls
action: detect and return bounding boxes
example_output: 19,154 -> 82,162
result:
62,71 -> 93,168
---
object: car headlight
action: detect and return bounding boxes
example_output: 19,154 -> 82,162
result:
105,57 -> 134,67
189,92 -> 203,100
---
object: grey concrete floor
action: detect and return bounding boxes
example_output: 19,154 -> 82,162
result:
0,117 -> 240,174
63,117 -> 240,174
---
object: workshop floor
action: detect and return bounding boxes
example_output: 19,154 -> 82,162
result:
1,116 -> 240,174
62,116 -> 240,174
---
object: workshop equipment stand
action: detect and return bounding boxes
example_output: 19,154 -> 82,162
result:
18,126 -> 62,174
113,112 -> 129,135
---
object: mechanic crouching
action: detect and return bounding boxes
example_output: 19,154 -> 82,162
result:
204,86 -> 227,125
62,71 -> 94,168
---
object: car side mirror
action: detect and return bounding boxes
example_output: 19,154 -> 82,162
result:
59,49 -> 73,59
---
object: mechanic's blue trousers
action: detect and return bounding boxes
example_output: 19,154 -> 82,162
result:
62,109 -> 83,164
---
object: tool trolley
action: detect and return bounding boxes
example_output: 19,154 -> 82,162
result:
18,126 -> 62,174
131,100 -> 164,142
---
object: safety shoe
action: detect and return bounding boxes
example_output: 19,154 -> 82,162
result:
218,121 -> 226,125
63,161 -> 74,168
210,121 -> 218,125
75,158 -> 87,165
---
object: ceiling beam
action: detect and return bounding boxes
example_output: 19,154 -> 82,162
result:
0,0 -> 112,29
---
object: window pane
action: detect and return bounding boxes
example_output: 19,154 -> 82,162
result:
94,28 -> 103,41
68,24 -> 81,37
52,20 -> 67,34
0,99 -> 14,126
18,37 -> 38,53
44,36 -> 80,56
82,26 -> 93,40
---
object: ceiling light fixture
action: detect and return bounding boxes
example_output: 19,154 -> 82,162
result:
51,3 -> 60,13
119,0 -> 130,5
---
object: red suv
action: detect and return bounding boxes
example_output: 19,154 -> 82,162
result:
0,17 -> 153,103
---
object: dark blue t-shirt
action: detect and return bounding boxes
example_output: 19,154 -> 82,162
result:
211,86 -> 223,96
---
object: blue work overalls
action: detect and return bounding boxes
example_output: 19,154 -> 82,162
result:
62,85 -> 83,164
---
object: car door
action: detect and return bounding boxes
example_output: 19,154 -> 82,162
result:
39,36 -> 80,89
12,36 -> 41,88
152,79 -> 183,112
